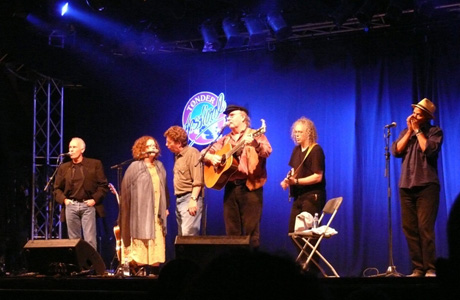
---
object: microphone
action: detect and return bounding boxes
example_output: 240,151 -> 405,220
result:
218,122 -> 229,133
58,152 -> 71,156
137,149 -> 158,159
141,150 -> 159,155
384,122 -> 397,128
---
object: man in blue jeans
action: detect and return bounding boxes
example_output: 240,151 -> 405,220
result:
54,137 -> 108,250
164,126 -> 204,236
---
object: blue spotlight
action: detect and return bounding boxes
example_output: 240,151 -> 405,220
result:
200,20 -> 221,52
222,17 -> 245,49
61,2 -> 69,16
244,15 -> 267,46
266,12 -> 291,40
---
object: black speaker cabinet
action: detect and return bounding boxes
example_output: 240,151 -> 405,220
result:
174,235 -> 250,267
23,239 -> 106,275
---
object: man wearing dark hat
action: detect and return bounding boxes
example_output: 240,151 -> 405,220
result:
203,104 -> 272,248
392,98 -> 443,277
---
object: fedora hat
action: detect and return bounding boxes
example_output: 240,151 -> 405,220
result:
412,98 -> 436,119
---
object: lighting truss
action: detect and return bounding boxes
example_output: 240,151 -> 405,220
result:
31,75 -> 65,240
155,3 -> 460,53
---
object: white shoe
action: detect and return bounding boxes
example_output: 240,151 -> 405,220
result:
407,270 -> 424,277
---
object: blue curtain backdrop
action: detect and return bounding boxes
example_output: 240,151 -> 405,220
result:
4,31 -> 459,277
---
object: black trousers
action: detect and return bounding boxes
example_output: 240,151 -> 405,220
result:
223,181 -> 263,248
288,191 -> 326,273
399,183 -> 440,272
288,192 -> 326,233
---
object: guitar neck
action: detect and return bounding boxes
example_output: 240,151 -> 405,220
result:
226,138 -> 247,158
224,120 -> 266,159
108,183 -> 120,205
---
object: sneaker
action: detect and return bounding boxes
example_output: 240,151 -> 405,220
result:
407,270 -> 424,277
425,270 -> 436,277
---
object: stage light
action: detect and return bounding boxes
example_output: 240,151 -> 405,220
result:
61,3 -> 69,16
356,1 -> 377,26
356,1 -> 388,27
86,0 -> 106,12
244,15 -> 267,46
222,17 -> 245,49
329,0 -> 361,28
384,1 -> 404,25
200,20 -> 221,52
266,12 -> 291,41
141,33 -> 159,53
416,0 -> 435,18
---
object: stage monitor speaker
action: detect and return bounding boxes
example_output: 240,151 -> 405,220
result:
23,239 -> 106,275
174,235 -> 250,267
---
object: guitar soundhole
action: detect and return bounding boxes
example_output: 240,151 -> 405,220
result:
214,164 -> 223,173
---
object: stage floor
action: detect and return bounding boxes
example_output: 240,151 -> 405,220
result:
0,275 -> 457,300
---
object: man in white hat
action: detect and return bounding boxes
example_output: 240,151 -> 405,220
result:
392,98 -> 443,277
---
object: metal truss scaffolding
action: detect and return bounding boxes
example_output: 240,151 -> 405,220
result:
31,75 -> 64,240
157,3 -> 460,53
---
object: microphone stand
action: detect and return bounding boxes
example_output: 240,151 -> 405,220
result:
110,157 -> 136,276
196,125 -> 227,167
43,156 -> 65,239
44,156 -> 65,192
194,124 -> 227,236
381,126 -> 403,277
110,157 -> 136,190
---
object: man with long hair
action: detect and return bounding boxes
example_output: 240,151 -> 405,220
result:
281,117 -> 326,274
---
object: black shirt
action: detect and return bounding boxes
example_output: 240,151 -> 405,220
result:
391,123 -> 443,189
68,163 -> 86,200
288,144 -> 326,197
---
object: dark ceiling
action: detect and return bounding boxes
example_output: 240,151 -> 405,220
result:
1,1 -> 460,82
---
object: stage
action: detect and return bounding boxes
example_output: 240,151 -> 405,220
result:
0,275 -> 455,300
3,237 -> 458,299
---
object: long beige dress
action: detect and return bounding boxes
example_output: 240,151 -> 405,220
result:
123,165 -> 165,265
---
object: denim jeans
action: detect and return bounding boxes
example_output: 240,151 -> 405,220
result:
65,200 -> 97,250
176,193 -> 203,236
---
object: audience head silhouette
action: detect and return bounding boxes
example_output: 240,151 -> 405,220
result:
436,192 -> 460,299
184,248 -> 323,300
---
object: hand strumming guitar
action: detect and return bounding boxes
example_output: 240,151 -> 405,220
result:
205,153 -> 224,167
281,168 -> 295,190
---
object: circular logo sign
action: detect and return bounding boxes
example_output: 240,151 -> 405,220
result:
182,91 -> 227,146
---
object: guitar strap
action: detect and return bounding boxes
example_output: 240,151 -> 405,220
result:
224,127 -> 248,159
287,143 -> 317,201
292,143 -> 317,178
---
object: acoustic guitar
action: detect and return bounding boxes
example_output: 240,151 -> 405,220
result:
108,183 -> 122,262
204,119 -> 266,190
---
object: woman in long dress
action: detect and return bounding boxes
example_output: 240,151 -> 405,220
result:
119,135 -> 170,275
